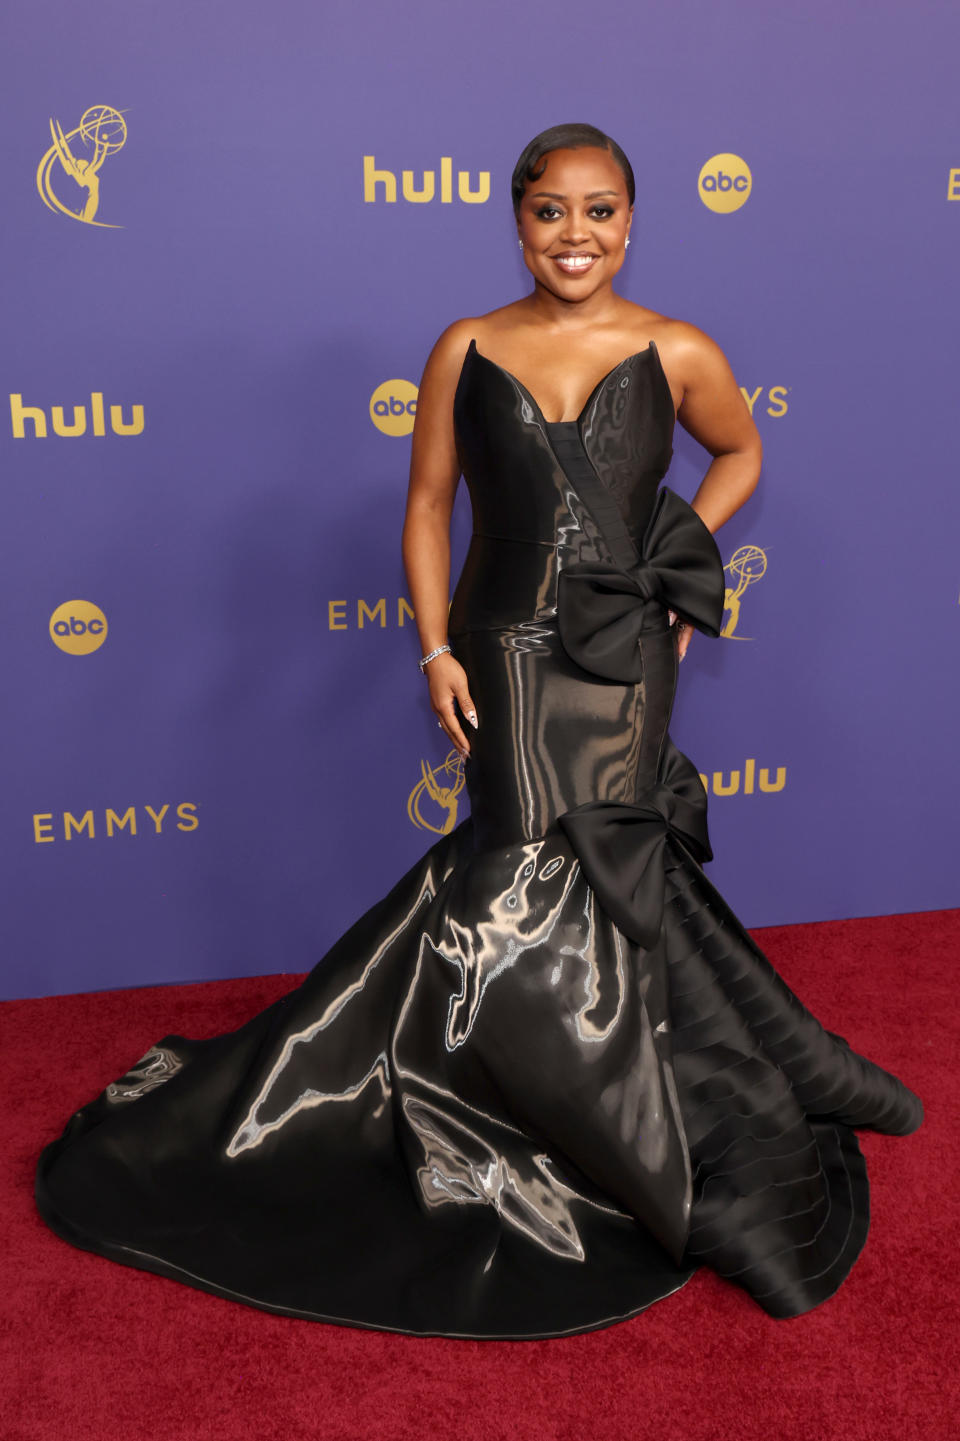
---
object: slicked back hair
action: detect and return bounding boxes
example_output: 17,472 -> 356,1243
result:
510,124 -> 636,218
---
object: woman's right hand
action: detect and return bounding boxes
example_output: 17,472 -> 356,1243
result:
425,652 -> 478,759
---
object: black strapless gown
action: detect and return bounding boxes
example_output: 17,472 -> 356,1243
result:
35,339 -> 923,1338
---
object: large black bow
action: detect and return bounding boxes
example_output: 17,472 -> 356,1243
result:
557,486 -> 725,682
558,737 -> 712,951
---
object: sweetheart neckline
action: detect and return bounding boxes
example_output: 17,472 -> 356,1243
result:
466,336 -> 659,426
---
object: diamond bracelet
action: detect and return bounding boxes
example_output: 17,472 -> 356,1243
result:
418,643 -> 452,673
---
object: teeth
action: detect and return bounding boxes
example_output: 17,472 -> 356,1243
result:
555,255 -> 596,269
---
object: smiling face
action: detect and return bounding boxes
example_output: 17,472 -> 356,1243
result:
516,146 -> 633,300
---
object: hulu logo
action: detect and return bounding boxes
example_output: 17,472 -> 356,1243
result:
363,155 -> 490,204
698,759 -> 787,796
10,392 -> 144,438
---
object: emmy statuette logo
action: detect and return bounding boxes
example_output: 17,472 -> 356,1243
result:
698,153 -> 752,213
407,750 -> 465,834
49,600 -> 108,655
37,105 -> 128,227
370,379 -> 418,436
721,546 -> 768,640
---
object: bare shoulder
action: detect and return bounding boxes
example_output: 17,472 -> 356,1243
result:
653,314 -> 736,388
650,315 -> 759,457
409,317 -> 484,483
419,316 -> 481,385
418,301 -> 532,389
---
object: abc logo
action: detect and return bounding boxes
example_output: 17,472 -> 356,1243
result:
698,154 -> 752,213
49,599 -> 108,655
370,379 -> 418,436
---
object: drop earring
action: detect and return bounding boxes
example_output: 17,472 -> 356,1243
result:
625,236 -> 631,249
518,239 -> 524,249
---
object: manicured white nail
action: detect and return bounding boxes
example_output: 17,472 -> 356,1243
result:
466,710 -> 478,729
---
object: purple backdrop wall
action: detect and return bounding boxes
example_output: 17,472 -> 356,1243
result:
2,0 -> 957,1000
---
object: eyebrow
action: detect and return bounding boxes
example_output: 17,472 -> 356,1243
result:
530,190 -> 620,200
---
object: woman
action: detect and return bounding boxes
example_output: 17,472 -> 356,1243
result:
407,129 -> 760,762
35,124 -> 923,1340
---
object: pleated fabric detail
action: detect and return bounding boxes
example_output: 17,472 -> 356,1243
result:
661,845 -> 921,1317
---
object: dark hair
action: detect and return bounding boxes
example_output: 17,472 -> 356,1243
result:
510,123 -> 635,218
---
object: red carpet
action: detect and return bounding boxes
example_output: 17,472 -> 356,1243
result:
4,909 -> 958,1441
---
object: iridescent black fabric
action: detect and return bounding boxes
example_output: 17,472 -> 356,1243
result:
35,338 -> 923,1337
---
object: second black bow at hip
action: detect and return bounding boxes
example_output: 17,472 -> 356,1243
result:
559,736 -> 713,952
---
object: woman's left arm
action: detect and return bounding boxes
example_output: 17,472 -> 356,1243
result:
668,320 -> 763,534
664,321 -> 763,658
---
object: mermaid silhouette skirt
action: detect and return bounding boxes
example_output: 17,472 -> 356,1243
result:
35,341 -> 923,1338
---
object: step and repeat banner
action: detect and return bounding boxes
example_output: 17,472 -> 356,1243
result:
2,0 -> 957,999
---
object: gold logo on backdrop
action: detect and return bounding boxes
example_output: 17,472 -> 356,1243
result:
49,599 -> 108,654
37,105 -> 128,227
721,545 -> 768,639
407,750 -> 465,834
698,760 -> 786,795
33,803 -> 199,843
370,379 -> 418,436
328,597 -> 415,630
698,153 -> 752,213
739,385 -> 789,418
11,391 -> 144,438
363,156 -> 490,205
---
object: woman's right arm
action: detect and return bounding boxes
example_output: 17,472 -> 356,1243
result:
402,320 -> 479,760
